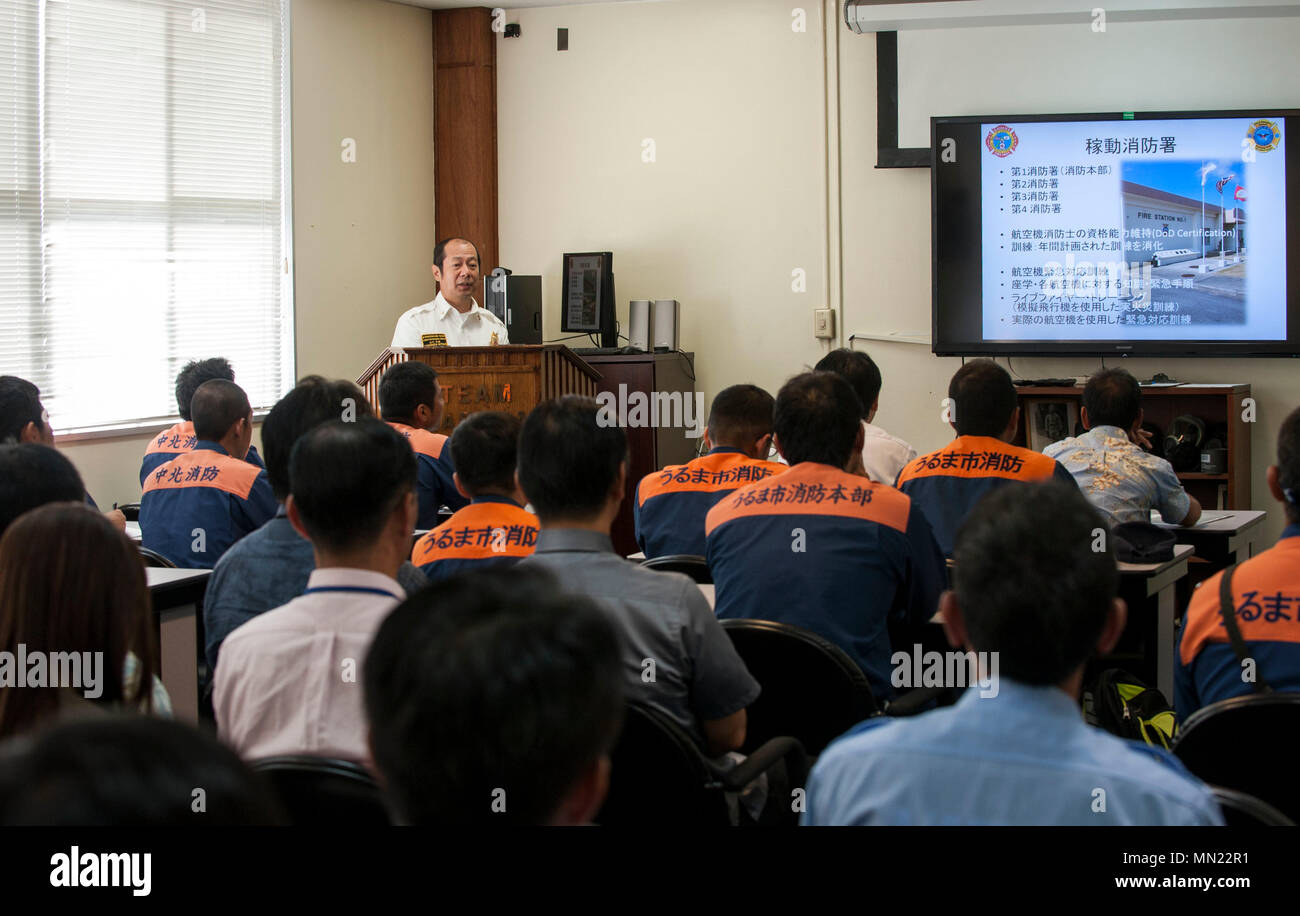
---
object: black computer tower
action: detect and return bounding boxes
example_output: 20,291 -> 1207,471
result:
483,273 -> 542,344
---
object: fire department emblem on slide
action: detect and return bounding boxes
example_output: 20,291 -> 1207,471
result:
1249,119 -> 1280,153
986,125 -> 1018,157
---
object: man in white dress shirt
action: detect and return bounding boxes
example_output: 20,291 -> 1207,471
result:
814,348 -> 916,484
214,418 -> 418,765
391,237 -> 509,348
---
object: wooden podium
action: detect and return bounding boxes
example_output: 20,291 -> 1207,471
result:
357,345 -> 602,434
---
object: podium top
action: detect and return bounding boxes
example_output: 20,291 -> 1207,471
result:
358,344 -> 603,388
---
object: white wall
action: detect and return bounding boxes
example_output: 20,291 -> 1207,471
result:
493,0 -> 1300,545
61,0 -> 436,508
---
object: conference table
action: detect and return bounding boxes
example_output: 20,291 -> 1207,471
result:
147,566 -> 210,723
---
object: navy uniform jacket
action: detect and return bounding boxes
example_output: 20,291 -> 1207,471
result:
386,421 -> 469,529
634,447 -> 788,558
410,494 -> 540,582
896,435 -> 1078,557
140,440 -> 277,569
705,461 -> 946,701
141,419 -> 263,487
1176,524 -> 1300,719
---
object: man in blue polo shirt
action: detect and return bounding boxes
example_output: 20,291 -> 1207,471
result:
1176,405 -> 1300,718
379,361 -> 467,529
140,357 -> 263,486
141,379 -> 276,569
803,482 -> 1222,825
411,411 -> 539,581
634,384 -> 786,559
897,359 -> 1077,557
706,371 -> 946,701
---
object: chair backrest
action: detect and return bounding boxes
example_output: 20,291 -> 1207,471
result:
251,756 -> 390,826
138,546 -> 176,568
1173,693 -> 1300,822
594,703 -> 731,826
640,554 -> 712,584
116,502 -> 141,522
721,619 -> 878,756
1209,786 -> 1296,826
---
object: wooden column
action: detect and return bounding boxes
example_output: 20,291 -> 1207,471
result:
432,7 -> 498,274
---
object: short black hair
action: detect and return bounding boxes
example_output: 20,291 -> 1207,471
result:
0,716 -> 286,825
814,349 -> 881,420
364,566 -> 624,825
0,444 -> 85,536
948,359 -> 1018,438
952,482 -> 1118,685
517,397 -> 627,521
289,418 -> 416,553
433,237 -> 481,272
174,358 -> 235,421
1083,367 -> 1142,430
1277,405 -> 1300,524
191,379 -> 251,442
706,384 -> 775,449
0,376 -> 43,444
773,371 -> 861,467
450,412 -> 521,496
261,376 -> 373,501
378,362 -> 439,422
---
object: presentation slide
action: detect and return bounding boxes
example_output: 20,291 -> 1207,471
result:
979,116 -> 1287,342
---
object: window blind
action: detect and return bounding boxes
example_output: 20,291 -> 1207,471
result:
0,0 -> 290,433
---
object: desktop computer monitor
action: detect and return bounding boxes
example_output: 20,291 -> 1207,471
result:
561,251 -> 617,347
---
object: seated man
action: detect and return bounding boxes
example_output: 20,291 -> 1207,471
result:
0,375 -> 125,531
203,377 -> 427,671
896,359 -> 1077,556
140,379 -> 276,569
411,411 -> 539,581
140,357 -> 263,486
364,566 -> 624,825
1177,406 -> 1300,717
0,444 -> 86,536
214,419 -> 417,763
519,396 -> 759,757
1045,367 -> 1201,527
634,384 -> 786,558
706,371 -> 946,701
803,482 -> 1223,826
814,348 -> 916,485
378,361 -> 468,529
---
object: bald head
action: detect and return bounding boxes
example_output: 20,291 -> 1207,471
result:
192,379 -> 253,456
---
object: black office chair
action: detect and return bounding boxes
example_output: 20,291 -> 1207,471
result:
250,756 -> 390,826
1209,787 -> 1296,826
1173,693 -> 1300,823
640,554 -> 712,584
720,619 -> 879,757
138,546 -> 176,568
116,502 -> 141,522
594,703 -> 806,827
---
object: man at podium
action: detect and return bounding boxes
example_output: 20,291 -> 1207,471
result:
391,237 -> 509,348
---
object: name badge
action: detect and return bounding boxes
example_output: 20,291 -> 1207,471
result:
421,333 -> 449,347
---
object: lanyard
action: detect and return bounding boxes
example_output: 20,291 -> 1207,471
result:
302,585 -> 400,599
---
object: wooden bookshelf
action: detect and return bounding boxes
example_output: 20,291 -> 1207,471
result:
1014,383 -> 1251,510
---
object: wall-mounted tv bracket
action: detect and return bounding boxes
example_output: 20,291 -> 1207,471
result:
875,31 -> 930,169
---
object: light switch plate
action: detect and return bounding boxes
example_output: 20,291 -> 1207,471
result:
814,308 -> 835,339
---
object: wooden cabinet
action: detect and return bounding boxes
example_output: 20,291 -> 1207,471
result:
580,352 -> 699,555
1014,383 -> 1251,509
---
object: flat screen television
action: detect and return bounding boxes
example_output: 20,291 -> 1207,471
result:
932,109 -> 1300,356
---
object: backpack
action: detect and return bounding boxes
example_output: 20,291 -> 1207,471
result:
1084,668 -> 1178,749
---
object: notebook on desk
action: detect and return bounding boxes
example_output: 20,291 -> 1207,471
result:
1150,510 -> 1230,528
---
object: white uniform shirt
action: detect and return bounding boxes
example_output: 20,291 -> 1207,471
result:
861,420 -> 917,486
391,291 -> 509,348
213,568 -> 405,764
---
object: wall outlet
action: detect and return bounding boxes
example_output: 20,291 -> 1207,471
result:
814,308 -> 835,339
